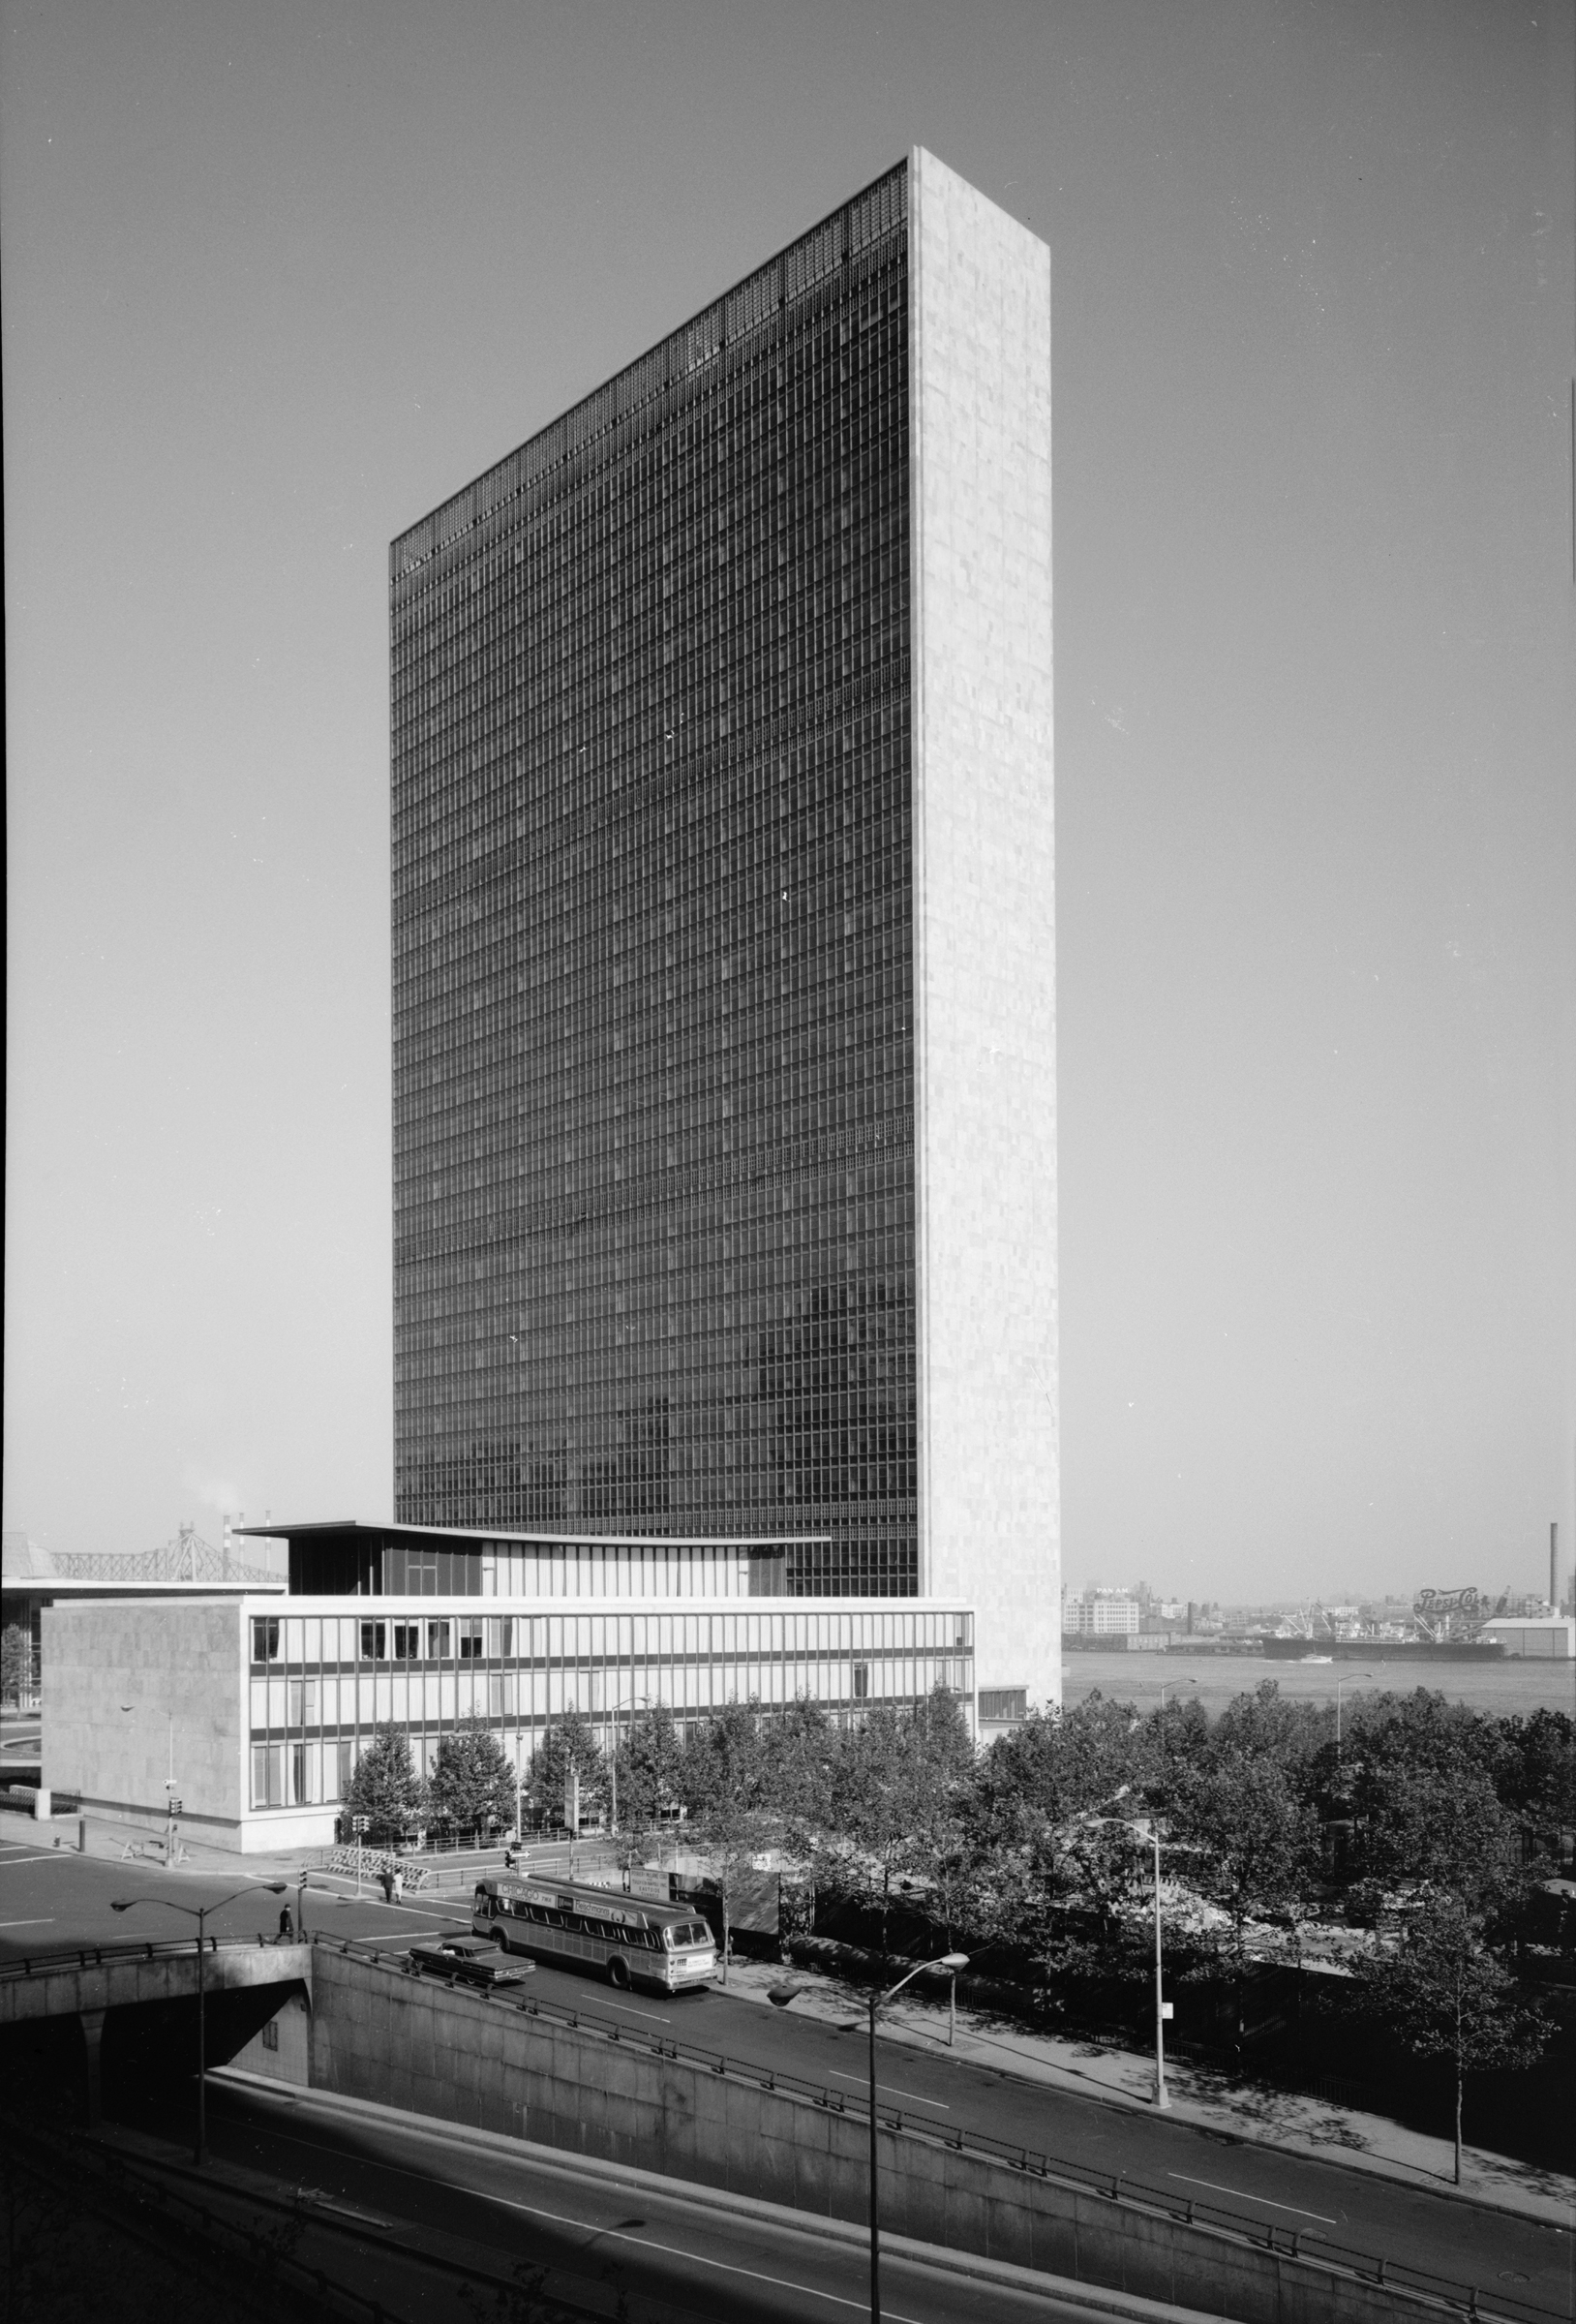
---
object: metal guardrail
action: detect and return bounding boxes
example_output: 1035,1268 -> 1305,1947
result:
0,2114 -> 628,2324
0,1934 -> 296,1981
330,1936 -> 1567,2324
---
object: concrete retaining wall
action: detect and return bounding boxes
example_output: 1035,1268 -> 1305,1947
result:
0,1942 -> 312,2027
309,1949 -> 1440,2324
229,1985 -> 312,2085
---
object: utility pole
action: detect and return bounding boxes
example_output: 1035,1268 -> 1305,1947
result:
1150,1819 -> 1170,2110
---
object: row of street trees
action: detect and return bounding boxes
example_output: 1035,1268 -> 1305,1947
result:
345,1720 -> 516,1843
343,1681 -> 1571,2173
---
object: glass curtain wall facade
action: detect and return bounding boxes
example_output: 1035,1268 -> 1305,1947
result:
245,1601 -> 973,1812
391,164 -> 917,1594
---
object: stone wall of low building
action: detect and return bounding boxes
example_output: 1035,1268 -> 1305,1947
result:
42,1597 -> 246,1841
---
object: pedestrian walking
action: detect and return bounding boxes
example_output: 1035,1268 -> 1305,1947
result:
393,1865 -> 405,1903
277,1905 -> 293,1942
379,1864 -> 395,1904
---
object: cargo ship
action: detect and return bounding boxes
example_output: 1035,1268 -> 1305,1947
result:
1255,1636 -> 1505,1664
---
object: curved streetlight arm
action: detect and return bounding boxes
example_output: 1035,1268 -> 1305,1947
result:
112,1884 -> 286,1924
111,1884 -> 286,2170
874,1951 -> 970,2015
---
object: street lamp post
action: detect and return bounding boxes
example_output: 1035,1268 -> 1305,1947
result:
1141,1819 -> 1170,2110
771,1951 -> 967,2324
112,1885 -> 286,2163
1083,1799 -> 1174,2111
117,1703 -> 183,1865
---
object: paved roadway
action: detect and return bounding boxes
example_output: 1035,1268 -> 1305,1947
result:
4,1833 -> 1571,2319
183,2072 -> 1160,2323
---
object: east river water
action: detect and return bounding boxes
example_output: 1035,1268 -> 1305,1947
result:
1060,1648 -> 1576,1720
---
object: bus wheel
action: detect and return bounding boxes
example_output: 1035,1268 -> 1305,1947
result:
608,1956 -> 630,1990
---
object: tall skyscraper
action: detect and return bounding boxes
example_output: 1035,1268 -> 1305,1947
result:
390,150 -> 1057,1707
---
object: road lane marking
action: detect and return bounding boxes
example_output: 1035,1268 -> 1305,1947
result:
1167,2173 -> 1337,2224
302,2194 -> 398,2229
600,2001 -> 671,2024
0,1918 -> 55,1928
0,1854 -> 74,1868
828,2070 -> 949,2110
210,2098 -> 928,2321
483,2188 -> 924,2319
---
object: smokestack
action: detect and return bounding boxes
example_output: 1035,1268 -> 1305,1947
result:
1553,1521 -> 1561,1615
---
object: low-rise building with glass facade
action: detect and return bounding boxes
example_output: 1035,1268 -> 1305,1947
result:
44,1520 -> 973,1852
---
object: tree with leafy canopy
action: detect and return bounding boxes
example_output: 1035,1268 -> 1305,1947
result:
965,1695 -> 1155,2002
764,1694 -> 836,1831
525,1708 -> 607,1827
811,1696 -> 974,1976
689,1790 -> 775,1987
345,1723 -> 427,1846
1209,1679 -> 1329,1783
1,1623 -> 33,1705
1178,1748 -> 1318,2039
1346,1753 -> 1510,1911
612,1701 -> 684,1836
682,1697 -> 772,1820
884,1686 -> 979,2035
682,1698 -> 777,1984
1492,1709 -> 1576,1865
973,1695 -> 1154,1848
1353,1893 -> 1552,2184
428,1719 -> 518,1835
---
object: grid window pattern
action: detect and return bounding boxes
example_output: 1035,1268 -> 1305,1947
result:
391,163 -> 916,1595
244,1596 -> 973,1809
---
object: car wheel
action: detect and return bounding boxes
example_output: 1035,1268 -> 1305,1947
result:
608,1955 -> 630,1990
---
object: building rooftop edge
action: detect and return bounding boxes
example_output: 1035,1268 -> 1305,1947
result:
387,154 -> 910,570
235,1521 -> 833,1547
46,1591 -> 976,1613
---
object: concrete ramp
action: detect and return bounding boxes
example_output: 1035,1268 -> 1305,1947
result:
0,1939 -> 311,2025
0,1939 -> 311,2125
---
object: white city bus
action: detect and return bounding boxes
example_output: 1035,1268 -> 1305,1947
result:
472,1874 -> 716,1996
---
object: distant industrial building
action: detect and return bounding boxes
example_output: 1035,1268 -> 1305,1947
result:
1065,1589 -> 1139,1638
1476,1615 -> 1574,1660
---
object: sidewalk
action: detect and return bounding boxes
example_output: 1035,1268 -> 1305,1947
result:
47,1810 -> 1575,2232
59,1810 -> 564,1898
715,1956 -> 1576,2232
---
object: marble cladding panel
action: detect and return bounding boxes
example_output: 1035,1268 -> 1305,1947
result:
41,1598 -> 247,1826
909,147 -> 1059,1707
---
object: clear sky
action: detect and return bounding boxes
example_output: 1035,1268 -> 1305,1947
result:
4,0 -> 1573,1606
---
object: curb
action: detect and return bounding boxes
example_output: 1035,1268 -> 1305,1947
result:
211,2066 -> 1239,2323
721,1968 -> 1576,2235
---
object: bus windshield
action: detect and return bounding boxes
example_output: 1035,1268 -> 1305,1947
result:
665,1920 -> 712,1951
